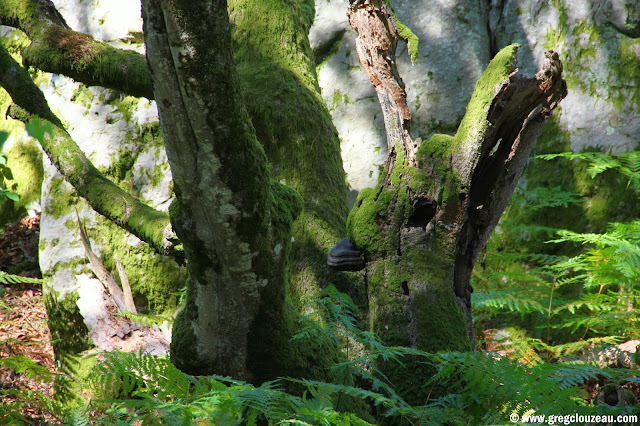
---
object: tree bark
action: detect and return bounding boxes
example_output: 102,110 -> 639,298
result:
141,0 -> 307,381
347,0 -> 567,404
228,0 -> 352,306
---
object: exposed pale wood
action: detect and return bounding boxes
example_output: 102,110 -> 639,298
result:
76,211 -> 128,313
115,258 -> 137,314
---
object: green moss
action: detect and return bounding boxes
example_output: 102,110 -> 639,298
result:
70,85 -> 94,108
452,44 -> 519,151
228,0 -> 349,303
110,95 -> 140,123
44,290 -> 91,361
0,138 -> 43,224
331,89 -> 345,109
395,19 -> 419,64
348,187 -> 389,254
384,0 -> 419,64
314,35 -> 342,71
270,180 -> 303,234
612,39 -> 640,111
170,297 -> 198,371
44,177 -> 78,219
366,239 -> 469,405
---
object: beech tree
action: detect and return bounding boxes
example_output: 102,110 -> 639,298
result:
0,0 -> 565,406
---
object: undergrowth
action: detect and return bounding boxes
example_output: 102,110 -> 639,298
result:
2,151 -> 640,424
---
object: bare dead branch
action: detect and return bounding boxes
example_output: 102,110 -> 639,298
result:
115,258 -> 137,314
348,0 -> 416,164
76,211 -> 128,313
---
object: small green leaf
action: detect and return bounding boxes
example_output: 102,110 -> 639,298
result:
25,118 -> 54,143
0,131 -> 9,151
5,192 -> 19,201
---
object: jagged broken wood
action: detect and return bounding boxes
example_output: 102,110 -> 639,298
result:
76,211 -> 130,313
346,0 -> 567,404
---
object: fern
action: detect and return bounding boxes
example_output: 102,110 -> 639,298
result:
0,271 -> 43,285
473,288 -> 548,316
425,351 -> 620,423
0,356 -> 63,424
514,185 -> 584,211
537,150 -> 640,188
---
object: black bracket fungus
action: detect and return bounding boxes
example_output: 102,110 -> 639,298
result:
327,238 -> 366,271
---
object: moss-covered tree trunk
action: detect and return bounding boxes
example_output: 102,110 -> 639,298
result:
141,0 -> 300,381
141,0 -> 350,382
346,1 -> 567,403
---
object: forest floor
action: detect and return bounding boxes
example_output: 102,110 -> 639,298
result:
0,215 -> 58,424
1,214 -> 640,422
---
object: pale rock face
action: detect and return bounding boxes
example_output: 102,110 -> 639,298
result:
54,0 -> 143,43
312,0 -> 387,206
312,0 -> 640,196
28,1 -> 185,350
490,0 -> 640,152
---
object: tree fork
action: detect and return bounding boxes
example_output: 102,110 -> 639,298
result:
347,0 -> 567,404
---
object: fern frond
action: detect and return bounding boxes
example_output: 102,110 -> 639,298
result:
517,185 -> 584,210
472,289 -> 547,316
64,401 -> 90,426
428,352 -> 605,422
0,271 -> 42,285
0,355 -> 54,382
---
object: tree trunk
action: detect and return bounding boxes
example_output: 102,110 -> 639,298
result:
141,0 -> 348,383
141,0 -> 290,381
347,1 -> 567,403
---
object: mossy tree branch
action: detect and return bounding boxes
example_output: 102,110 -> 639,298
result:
0,0 -> 153,99
0,43 -> 179,258
452,50 -> 568,318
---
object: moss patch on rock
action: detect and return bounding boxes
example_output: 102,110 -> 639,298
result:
0,138 -> 43,224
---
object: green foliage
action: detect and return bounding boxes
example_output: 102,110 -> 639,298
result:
89,351 -> 376,425
0,271 -> 43,285
4,281 -> 639,424
0,355 -> 63,424
0,131 -> 19,203
538,147 -> 640,189
513,184 -> 584,211
474,150 -> 640,365
24,117 -> 54,146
